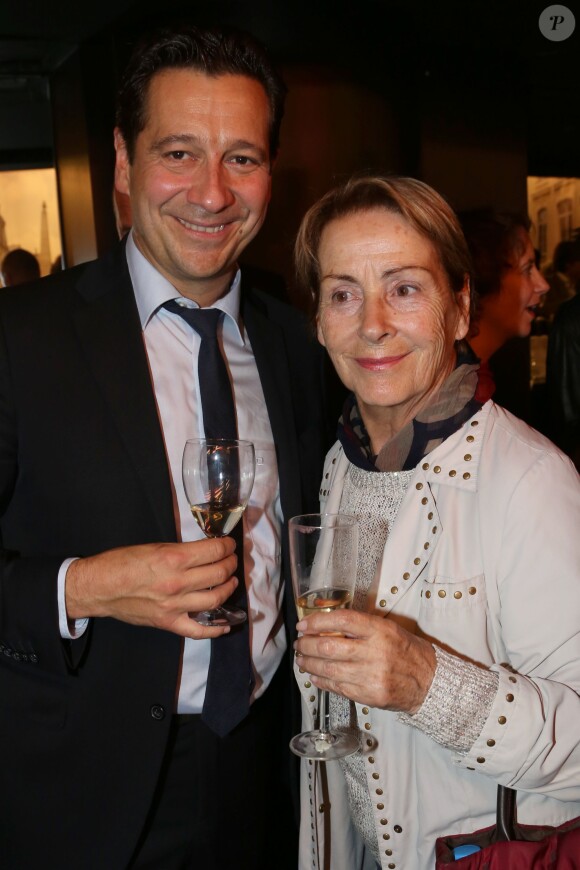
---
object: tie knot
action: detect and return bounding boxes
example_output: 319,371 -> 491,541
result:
164,300 -> 223,340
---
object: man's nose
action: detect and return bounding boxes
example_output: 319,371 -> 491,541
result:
186,161 -> 236,213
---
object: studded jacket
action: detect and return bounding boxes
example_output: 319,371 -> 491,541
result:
296,400 -> 580,870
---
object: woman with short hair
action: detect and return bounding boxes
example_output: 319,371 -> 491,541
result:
293,176 -> 580,870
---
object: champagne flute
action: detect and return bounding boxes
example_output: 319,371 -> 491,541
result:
289,512 -> 359,760
182,438 -> 255,627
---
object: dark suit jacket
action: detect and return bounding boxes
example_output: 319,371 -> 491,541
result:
0,242 -> 328,867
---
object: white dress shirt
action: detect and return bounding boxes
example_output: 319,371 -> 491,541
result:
59,234 -> 285,712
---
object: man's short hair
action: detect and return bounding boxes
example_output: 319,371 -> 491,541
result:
554,236 -> 580,273
1,248 -> 41,286
116,25 -> 287,163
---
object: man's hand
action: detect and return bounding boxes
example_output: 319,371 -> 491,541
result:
294,610 -> 436,714
66,538 -> 239,639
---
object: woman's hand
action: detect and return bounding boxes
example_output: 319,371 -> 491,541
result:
295,610 -> 436,714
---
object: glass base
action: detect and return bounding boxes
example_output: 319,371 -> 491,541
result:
194,606 -> 247,627
290,729 -> 359,760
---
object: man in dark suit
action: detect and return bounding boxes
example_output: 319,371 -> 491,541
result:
0,26 -> 327,870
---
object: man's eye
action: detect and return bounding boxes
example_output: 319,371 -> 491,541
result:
167,151 -> 187,160
230,155 -> 256,166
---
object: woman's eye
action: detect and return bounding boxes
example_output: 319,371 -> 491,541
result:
330,289 -> 353,303
395,283 -> 417,297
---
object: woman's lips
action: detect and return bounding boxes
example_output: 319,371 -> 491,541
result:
355,353 -> 408,371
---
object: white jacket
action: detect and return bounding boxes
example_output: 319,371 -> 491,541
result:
297,401 -> 580,870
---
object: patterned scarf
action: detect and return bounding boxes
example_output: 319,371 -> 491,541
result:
337,343 -> 486,472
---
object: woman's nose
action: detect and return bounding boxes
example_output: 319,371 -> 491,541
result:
359,296 -> 394,341
533,266 -> 550,296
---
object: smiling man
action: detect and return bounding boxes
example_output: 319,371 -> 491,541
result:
0,26 -> 327,870
114,69 -> 273,302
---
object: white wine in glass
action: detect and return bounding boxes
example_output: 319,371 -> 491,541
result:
295,587 -> 352,619
182,438 -> 255,627
289,512 -> 359,760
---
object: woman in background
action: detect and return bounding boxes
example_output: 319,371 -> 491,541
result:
460,208 -> 549,415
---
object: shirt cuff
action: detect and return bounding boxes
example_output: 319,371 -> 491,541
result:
58,557 -> 89,640
397,644 -> 499,752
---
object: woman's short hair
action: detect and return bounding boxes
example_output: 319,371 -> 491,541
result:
458,208 -> 531,309
116,25 -> 287,163
294,175 -> 473,320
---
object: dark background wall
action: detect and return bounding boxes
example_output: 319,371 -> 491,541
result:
1,0 -> 579,276
1,0 -> 577,424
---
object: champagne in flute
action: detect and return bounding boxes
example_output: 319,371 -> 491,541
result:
289,512 -> 359,761
295,587 -> 352,620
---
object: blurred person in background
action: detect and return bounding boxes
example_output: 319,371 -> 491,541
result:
459,208 -> 549,419
1,247 -> 40,286
546,283 -> 580,470
542,235 -> 580,325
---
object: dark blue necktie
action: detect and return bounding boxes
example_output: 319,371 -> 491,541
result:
164,300 -> 254,736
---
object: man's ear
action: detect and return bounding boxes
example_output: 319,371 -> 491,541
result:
113,128 -> 131,196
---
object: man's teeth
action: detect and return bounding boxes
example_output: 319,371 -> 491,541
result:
178,219 -> 225,233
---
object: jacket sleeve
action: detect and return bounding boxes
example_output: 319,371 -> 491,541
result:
456,446 -> 580,800
0,316 -> 77,674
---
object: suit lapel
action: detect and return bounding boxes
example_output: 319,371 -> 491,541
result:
241,290 -> 302,520
72,246 -> 176,541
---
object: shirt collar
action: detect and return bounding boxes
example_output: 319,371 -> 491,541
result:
126,231 -> 243,340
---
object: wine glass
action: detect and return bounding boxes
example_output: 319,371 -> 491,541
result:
289,512 -> 359,760
182,438 -> 255,627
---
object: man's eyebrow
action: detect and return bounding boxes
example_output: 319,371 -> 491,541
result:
151,134 -> 200,151
151,134 -> 268,162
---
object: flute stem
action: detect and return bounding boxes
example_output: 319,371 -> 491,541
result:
319,690 -> 331,737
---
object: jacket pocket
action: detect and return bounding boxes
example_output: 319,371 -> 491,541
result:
418,573 -> 493,663
0,657 -> 71,730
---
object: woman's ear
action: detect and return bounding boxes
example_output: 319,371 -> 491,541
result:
316,314 -> 326,348
454,275 -> 471,342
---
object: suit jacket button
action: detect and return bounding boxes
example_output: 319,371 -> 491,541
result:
150,704 -> 166,721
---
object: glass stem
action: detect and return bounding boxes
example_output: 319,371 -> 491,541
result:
319,689 -> 331,737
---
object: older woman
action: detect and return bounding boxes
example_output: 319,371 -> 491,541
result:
293,176 -> 580,870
